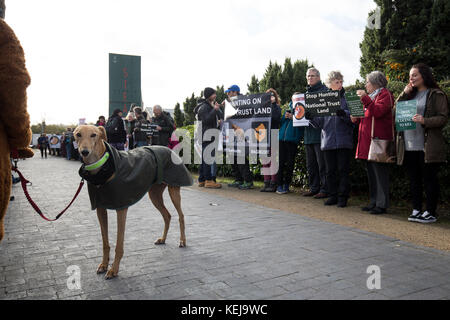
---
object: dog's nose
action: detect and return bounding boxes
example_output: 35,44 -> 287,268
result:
81,150 -> 90,157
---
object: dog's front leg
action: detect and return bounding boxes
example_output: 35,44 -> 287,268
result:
96,208 -> 109,274
105,208 -> 128,280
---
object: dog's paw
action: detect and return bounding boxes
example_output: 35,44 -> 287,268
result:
179,241 -> 186,248
105,268 -> 118,280
96,264 -> 108,274
154,239 -> 166,245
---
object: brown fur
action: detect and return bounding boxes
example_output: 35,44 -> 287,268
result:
0,19 -> 33,242
74,125 -> 186,279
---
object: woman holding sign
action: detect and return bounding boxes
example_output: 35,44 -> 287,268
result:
352,71 -> 394,215
396,63 -> 448,224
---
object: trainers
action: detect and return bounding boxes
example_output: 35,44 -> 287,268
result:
408,210 -> 422,222
228,181 -> 243,188
198,182 -> 205,188
205,180 -> 222,189
416,211 -> 437,224
238,182 -> 254,190
276,186 -> 288,194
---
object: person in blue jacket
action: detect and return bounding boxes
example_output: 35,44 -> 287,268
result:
276,93 -> 305,194
306,71 -> 354,207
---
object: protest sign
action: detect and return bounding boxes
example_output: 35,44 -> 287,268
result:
292,93 -> 310,127
222,93 -> 272,155
396,100 -> 417,131
345,92 -> 365,117
49,135 -> 61,149
304,90 -> 341,117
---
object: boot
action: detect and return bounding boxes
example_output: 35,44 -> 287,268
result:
260,181 -> 270,192
205,180 -> 222,189
268,182 -> 277,192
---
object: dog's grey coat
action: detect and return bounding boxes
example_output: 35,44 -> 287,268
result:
80,142 -> 193,210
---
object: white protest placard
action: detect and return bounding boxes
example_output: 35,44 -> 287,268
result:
292,94 -> 310,127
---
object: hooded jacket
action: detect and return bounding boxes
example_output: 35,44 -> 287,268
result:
196,99 -> 223,135
79,142 -> 193,210
310,88 -> 354,150
279,102 -> 304,144
304,81 -> 329,145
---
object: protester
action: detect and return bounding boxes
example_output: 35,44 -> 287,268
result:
196,87 -> 223,188
125,110 -> 137,150
37,133 -> 49,159
151,105 -> 173,147
352,71 -> 394,214
96,116 -> 106,127
307,71 -> 353,207
106,108 -> 127,150
62,128 -> 74,160
396,63 -> 448,223
259,88 -> 281,192
133,112 -> 150,148
224,85 -> 254,190
303,68 -> 328,199
276,93 -> 304,194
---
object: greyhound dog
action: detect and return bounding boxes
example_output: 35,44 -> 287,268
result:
73,125 -> 192,279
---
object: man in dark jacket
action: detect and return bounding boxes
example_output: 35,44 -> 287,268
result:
151,105 -> 173,147
303,68 -> 328,199
197,87 -> 223,188
106,109 -> 127,150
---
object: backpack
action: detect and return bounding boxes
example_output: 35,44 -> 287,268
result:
105,116 -> 121,135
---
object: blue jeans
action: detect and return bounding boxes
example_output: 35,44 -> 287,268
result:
199,162 -> 217,182
135,141 -> 148,148
65,143 -> 72,160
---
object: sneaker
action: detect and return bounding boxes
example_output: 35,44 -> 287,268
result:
276,186 -> 288,195
238,182 -> 254,190
416,211 -> 437,224
408,210 -> 422,222
283,184 -> 290,193
228,181 -> 243,188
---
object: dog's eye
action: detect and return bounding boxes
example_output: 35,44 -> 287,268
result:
91,134 -> 97,138
76,133 -> 81,137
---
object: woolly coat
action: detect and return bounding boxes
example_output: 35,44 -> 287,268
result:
0,19 -> 32,241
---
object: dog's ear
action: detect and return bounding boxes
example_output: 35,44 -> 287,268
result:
73,127 -> 80,140
97,126 -> 107,142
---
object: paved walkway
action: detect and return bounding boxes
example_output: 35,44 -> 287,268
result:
1,153 -> 450,300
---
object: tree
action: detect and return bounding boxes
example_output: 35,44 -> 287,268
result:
360,0 -> 448,82
280,58 -> 294,103
183,93 -> 199,126
247,75 -> 260,94
173,102 -> 184,127
292,59 -> 311,94
259,61 -> 282,96
215,85 -> 226,104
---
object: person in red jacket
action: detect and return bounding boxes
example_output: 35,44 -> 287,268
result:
351,71 -> 394,215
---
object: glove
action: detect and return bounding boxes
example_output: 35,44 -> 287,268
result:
336,109 -> 346,117
304,111 -> 313,120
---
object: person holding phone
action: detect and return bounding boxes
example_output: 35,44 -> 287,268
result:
396,63 -> 448,223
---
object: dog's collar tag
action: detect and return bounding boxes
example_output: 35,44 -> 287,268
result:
84,152 -> 110,171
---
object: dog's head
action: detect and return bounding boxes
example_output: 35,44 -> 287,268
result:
73,125 -> 107,161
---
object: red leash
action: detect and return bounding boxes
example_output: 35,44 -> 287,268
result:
11,166 -> 85,222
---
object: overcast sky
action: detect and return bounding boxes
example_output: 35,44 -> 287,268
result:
6,0 -> 376,125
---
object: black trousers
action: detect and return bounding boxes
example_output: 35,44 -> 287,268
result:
366,161 -> 390,209
404,151 -> 441,215
305,143 -> 327,194
276,141 -> 298,186
39,146 -> 47,158
323,149 -> 351,199
231,154 -> 253,183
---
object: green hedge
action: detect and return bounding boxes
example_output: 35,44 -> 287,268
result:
180,81 -> 450,204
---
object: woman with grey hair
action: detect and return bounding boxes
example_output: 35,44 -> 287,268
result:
352,71 -> 394,214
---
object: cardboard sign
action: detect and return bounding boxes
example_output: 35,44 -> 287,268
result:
304,90 -> 341,117
396,100 -> 417,131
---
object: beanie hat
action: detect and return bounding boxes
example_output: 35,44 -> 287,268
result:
204,87 -> 216,100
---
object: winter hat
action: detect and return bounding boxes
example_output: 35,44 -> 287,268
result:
204,87 -> 216,100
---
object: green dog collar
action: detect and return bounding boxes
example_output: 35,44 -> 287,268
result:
84,152 -> 110,171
